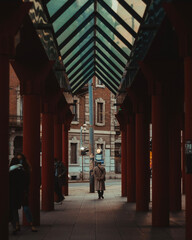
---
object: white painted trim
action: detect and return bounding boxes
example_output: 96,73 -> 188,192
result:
69,129 -> 116,135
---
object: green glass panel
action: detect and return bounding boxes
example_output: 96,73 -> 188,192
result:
57,4 -> 94,45
68,54 -> 94,78
95,72 -> 117,93
47,0 -> 68,17
97,19 -> 131,55
95,61 -> 120,86
59,20 -> 94,52
96,42 -> 125,72
96,33 -> 127,62
71,67 -> 94,89
61,31 -> 94,61
95,54 -> 122,79
97,2 -> 134,46
52,1 -> 88,33
66,42 -> 94,70
124,0 -> 146,18
96,66 -> 118,88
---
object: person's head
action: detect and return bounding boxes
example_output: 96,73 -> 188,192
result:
16,153 -> 26,164
16,153 -> 31,171
97,162 -> 101,166
54,158 -> 61,162
10,157 -> 20,167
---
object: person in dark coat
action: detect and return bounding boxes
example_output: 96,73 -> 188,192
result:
54,158 -> 67,203
9,157 -> 25,234
16,153 -> 37,232
94,162 -> 106,199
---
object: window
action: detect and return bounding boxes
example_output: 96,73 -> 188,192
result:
97,102 -> 103,124
96,77 -> 105,88
70,98 -> 79,123
72,100 -> 78,121
95,98 -> 105,126
70,143 -> 77,164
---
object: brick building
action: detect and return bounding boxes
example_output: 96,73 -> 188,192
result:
9,68 -> 121,179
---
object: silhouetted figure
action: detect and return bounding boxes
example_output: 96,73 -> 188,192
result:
94,162 -> 106,199
54,158 -> 66,203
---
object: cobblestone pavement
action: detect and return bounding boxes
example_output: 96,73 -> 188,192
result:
9,180 -> 185,240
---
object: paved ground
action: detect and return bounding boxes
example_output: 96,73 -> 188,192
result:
9,180 -> 185,240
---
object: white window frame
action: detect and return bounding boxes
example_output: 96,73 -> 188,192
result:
71,97 -> 79,125
95,77 -> 105,88
95,98 -> 105,126
69,137 -> 80,165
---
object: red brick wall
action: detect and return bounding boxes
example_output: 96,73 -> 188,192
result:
93,76 -> 111,131
9,65 -> 20,116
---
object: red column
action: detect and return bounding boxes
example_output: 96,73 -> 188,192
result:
152,94 -> 169,226
136,112 -> 150,211
23,95 -> 41,225
121,126 -> 127,197
181,130 -> 185,194
127,115 -> 136,202
184,56 -> 192,240
62,124 -> 69,196
169,114 -> 181,212
54,116 -> 62,160
42,109 -> 54,211
0,36 -> 10,240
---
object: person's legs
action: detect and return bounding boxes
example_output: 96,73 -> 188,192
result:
97,190 -> 101,199
11,208 -> 18,234
101,190 -> 104,199
23,205 -> 37,232
58,184 -> 64,202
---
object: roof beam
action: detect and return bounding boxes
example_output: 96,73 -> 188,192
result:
97,0 -> 137,38
50,0 -> 76,23
95,62 -> 120,88
96,26 -> 130,60
68,55 -> 94,80
117,0 -> 142,23
55,0 -> 94,37
71,68 -> 94,91
96,38 -> 125,67
95,45 -> 124,75
70,62 -> 94,85
59,13 -> 95,50
64,37 -> 94,67
95,71 -> 117,95
66,47 -> 94,75
72,72 -> 95,94
97,13 -> 132,50
95,54 -> 121,79
61,26 -> 94,58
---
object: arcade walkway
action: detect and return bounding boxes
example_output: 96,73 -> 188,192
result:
9,180 -> 185,240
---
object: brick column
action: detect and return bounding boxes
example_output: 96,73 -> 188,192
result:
23,95 -> 41,225
136,111 -> 150,211
169,114 -> 181,212
152,93 -> 169,226
127,115 -> 136,202
121,124 -> 127,197
0,36 -> 10,240
184,56 -> 192,240
42,106 -> 54,211
62,123 -> 69,196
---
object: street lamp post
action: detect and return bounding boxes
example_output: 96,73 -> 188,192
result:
80,124 -> 87,181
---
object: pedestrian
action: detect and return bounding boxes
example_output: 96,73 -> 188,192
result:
16,153 -> 37,232
54,158 -> 67,203
94,162 -> 106,199
9,157 -> 25,234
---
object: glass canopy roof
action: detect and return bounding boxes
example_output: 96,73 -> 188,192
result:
43,0 -> 147,95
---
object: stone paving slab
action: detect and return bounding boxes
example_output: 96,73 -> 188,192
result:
9,180 -> 185,240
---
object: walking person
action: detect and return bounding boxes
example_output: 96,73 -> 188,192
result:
16,153 -> 37,232
9,157 -> 25,234
94,162 -> 106,199
54,158 -> 67,203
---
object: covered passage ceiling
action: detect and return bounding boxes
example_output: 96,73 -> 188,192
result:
42,0 -> 148,95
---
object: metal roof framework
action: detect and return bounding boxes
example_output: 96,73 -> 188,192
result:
42,0 -> 147,95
